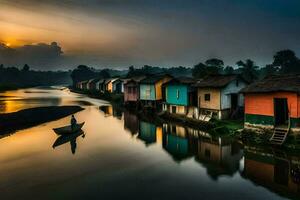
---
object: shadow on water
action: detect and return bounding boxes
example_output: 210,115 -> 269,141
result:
52,130 -> 86,154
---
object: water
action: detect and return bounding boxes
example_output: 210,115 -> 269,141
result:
0,88 -> 299,200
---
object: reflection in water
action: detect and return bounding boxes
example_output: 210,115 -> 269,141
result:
162,123 -> 196,162
1,88 -> 300,199
124,110 -> 139,136
242,146 -> 300,197
196,136 -> 243,180
52,130 -> 86,154
99,105 -> 123,119
121,109 -> 300,199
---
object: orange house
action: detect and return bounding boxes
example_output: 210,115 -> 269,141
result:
241,74 -> 300,134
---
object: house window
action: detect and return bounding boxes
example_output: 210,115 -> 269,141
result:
204,93 -> 211,101
176,89 -> 180,99
236,80 -> 239,87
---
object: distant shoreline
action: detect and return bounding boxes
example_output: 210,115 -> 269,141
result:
0,106 -> 84,135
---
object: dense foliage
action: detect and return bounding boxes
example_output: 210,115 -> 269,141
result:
0,64 -> 71,90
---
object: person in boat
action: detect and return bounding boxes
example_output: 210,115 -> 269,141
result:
71,115 -> 77,131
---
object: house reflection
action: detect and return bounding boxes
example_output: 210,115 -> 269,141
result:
195,136 -> 243,180
242,146 -> 300,197
137,121 -> 160,146
162,123 -> 197,162
124,110 -> 139,136
99,105 -> 122,119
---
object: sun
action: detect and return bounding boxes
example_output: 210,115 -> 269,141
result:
6,43 -> 11,47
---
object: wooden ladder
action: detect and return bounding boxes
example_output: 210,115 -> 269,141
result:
270,104 -> 291,146
270,127 -> 289,145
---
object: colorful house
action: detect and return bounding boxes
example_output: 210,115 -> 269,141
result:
95,79 -> 105,93
124,76 -> 146,103
76,81 -> 83,90
162,77 -> 197,115
88,78 -> 100,91
193,74 -> 248,120
139,74 -> 172,107
241,74 -> 300,135
104,78 -> 118,93
112,79 -> 124,93
81,80 -> 89,91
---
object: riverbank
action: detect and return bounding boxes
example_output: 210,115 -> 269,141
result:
70,88 -> 123,105
0,106 -> 84,135
73,88 -> 243,135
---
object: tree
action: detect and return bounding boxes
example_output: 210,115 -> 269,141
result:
70,65 -> 97,87
224,66 -> 234,75
236,59 -> 259,83
192,62 -> 207,78
22,64 -> 30,71
272,50 -> 300,73
205,58 -> 224,68
99,69 -> 110,78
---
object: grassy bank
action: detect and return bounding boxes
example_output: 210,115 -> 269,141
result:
0,106 -> 84,135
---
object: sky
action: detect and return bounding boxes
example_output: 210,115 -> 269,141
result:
0,0 -> 300,70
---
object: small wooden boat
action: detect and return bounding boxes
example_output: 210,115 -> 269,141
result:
53,122 -> 85,135
52,130 -> 85,148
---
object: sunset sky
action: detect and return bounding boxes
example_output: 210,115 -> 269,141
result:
0,0 -> 300,70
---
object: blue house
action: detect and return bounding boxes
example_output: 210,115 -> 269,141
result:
162,77 -> 197,115
139,74 -> 172,107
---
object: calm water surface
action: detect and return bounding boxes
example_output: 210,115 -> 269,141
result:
0,88 -> 299,200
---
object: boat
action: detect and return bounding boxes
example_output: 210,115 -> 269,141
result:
52,130 -> 85,148
53,122 -> 85,135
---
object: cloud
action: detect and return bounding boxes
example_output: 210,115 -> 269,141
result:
0,42 -> 63,70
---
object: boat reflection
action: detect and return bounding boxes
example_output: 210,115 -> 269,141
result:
52,130 -> 85,154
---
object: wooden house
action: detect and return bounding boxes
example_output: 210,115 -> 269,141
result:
193,74 -> 248,120
162,77 -> 197,115
241,74 -> 300,142
112,79 -> 124,93
76,81 -> 83,90
124,76 -> 146,103
139,74 -> 172,107
81,80 -> 89,91
95,79 -> 105,93
88,78 -> 100,91
104,78 -> 118,93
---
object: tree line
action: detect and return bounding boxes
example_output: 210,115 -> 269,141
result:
0,64 -> 72,91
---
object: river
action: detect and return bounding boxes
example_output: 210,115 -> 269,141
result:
0,87 -> 299,200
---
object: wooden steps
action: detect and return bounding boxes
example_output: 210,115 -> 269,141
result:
270,127 -> 289,145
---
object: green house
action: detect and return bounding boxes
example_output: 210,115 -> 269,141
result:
163,77 -> 197,115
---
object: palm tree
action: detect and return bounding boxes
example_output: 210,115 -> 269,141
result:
236,59 -> 259,83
